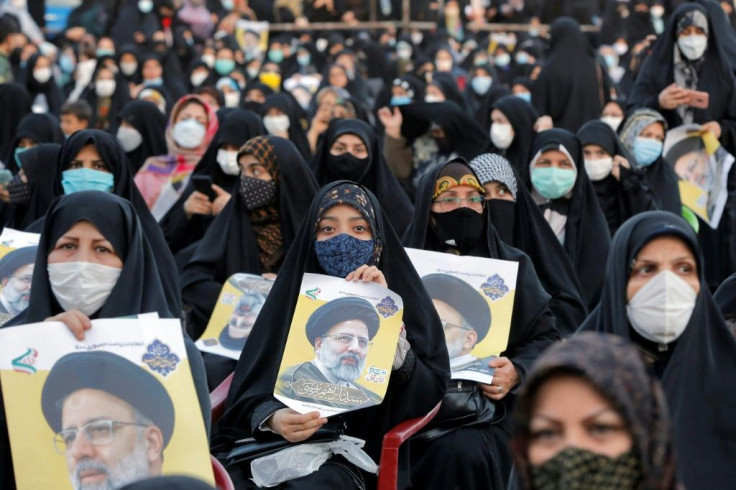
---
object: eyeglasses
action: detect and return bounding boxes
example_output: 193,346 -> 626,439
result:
432,195 -> 485,212
53,420 -> 150,454
441,321 -> 474,332
322,333 -> 373,349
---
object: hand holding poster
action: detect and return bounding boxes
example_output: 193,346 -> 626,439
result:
0,228 -> 40,324
0,316 -> 213,489
274,273 -> 403,418
406,248 -> 519,384
196,273 -> 274,359
663,124 -> 734,228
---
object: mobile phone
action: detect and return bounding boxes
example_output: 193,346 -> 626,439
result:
686,90 -> 709,109
0,170 -> 13,186
191,175 -> 216,201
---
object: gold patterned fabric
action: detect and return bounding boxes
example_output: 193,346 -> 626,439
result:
432,161 -> 485,198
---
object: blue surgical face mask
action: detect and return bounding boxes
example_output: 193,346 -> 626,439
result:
515,52 -> 530,65
515,92 -> 532,103
59,55 -> 75,73
14,147 -> 29,168
61,168 -> 115,194
297,53 -> 311,67
633,137 -> 663,167
471,76 -> 492,95
96,49 -> 115,58
144,77 -> 163,86
214,58 -> 235,75
268,49 -> 284,64
531,167 -> 577,200
314,233 -> 375,278
390,95 -> 412,106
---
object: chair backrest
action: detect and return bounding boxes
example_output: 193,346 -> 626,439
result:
210,454 -> 235,490
210,372 -> 235,424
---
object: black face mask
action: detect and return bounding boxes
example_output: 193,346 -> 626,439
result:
327,152 -> 369,182
431,207 -> 484,254
487,199 -> 516,245
239,175 -> 277,211
434,137 -> 451,154
7,178 -> 32,206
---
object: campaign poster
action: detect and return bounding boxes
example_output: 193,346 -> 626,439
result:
0,316 -> 214,489
196,273 -> 274,360
406,248 -> 519,384
664,124 -> 734,228
0,228 -> 40,324
274,273 -> 403,418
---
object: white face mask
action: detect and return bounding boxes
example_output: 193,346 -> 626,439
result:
263,114 -> 291,134
435,59 -> 453,72
116,126 -> 143,152
190,71 -> 209,87
626,270 -> 697,346
120,62 -> 138,76
217,149 -> 240,175
224,91 -> 241,108
678,34 -> 708,61
201,54 -> 215,68
95,79 -> 116,98
613,42 -> 628,56
33,68 -> 52,84
172,119 -> 206,148
584,157 -> 614,181
425,94 -> 444,103
48,262 -> 122,316
490,123 -> 514,150
601,115 -> 623,131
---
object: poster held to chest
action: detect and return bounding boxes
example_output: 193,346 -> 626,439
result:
0,316 -> 214,489
195,273 -> 274,360
274,273 -> 404,418
405,248 -> 519,384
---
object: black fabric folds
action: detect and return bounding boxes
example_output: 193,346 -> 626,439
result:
0,83 -> 32,167
211,181 -> 450,475
52,130 -> 182,317
532,17 -> 611,132
578,210 -> 736,489
310,119 -> 414,236
492,95 -> 540,182
526,129 -> 612,309
0,191 -> 210,490
627,2 -> 736,155
470,156 -> 588,336
5,143 -> 61,230
180,136 -> 319,336
117,100 -> 168,173
577,120 -> 659,235
160,109 -> 265,255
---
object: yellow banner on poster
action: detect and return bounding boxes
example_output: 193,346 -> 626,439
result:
405,248 -> 519,384
196,273 -> 274,360
0,317 -> 213,489
274,273 -> 403,418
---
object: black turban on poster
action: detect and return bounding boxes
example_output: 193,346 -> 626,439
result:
41,351 -> 175,447
421,273 -> 491,340
305,296 -> 380,345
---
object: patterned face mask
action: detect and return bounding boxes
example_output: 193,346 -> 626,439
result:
7,178 -> 32,205
530,447 -> 642,490
314,233 -> 375,278
238,175 -> 277,211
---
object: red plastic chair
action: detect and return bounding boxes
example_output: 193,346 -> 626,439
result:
208,374 -> 441,490
376,402 -> 442,490
211,454 -> 235,490
210,372 -> 235,425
